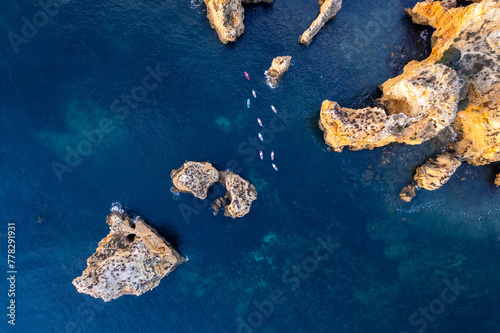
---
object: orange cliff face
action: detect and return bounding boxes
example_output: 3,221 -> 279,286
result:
319,0 -> 500,201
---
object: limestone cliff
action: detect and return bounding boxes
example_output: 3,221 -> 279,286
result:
171,161 -> 219,199
318,0 -> 500,200
265,56 -> 292,88
320,64 -> 460,152
171,161 -> 258,218
72,212 -> 185,302
203,0 -> 272,44
299,0 -> 342,45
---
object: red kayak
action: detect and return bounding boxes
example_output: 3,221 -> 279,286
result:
245,72 -> 250,80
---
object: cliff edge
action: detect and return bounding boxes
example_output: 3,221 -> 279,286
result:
319,0 -> 500,201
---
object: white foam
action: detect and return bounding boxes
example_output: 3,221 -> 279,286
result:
110,202 -> 125,214
190,0 -> 203,11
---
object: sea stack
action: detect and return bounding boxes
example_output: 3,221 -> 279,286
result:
203,0 -> 272,44
299,0 -> 342,45
171,161 -> 258,218
171,161 -> 220,199
213,171 -> 258,218
72,212 -> 185,302
399,152 -> 462,202
265,56 -> 292,88
318,0 -> 500,200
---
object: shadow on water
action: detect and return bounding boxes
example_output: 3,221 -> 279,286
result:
148,221 -> 184,253
390,14 -> 435,76
125,208 -> 184,252
457,0 -> 475,7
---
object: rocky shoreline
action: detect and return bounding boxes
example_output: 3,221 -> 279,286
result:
319,0 -> 500,201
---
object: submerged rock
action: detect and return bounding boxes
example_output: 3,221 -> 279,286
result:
72,212 -> 185,302
299,0 -> 342,45
265,56 -> 292,88
171,161 -> 219,199
171,161 -> 258,218
215,171 -> 258,218
318,0 -> 500,200
203,0 -> 272,44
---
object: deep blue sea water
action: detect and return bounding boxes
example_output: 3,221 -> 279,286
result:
1,0 -> 500,332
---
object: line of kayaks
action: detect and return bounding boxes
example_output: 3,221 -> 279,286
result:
246,71 -> 279,172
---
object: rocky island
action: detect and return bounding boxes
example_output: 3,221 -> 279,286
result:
72,212 -> 185,301
171,161 -> 219,199
203,0 -> 272,44
171,161 -> 257,218
265,56 -> 292,88
319,0 -> 500,201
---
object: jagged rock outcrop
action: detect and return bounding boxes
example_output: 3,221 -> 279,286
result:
319,0 -> 500,200
299,0 -> 342,45
203,0 -> 272,44
399,184 -> 418,202
414,152 -> 462,190
215,171 -> 258,218
171,162 -> 257,218
399,152 -> 461,202
171,161 -> 219,199
265,56 -> 292,88
495,172 -> 500,187
72,212 -> 185,302
320,64 -> 461,152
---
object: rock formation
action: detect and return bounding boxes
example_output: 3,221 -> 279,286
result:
299,0 -> 342,45
214,171 -> 258,218
495,172 -> 500,187
171,161 -> 219,199
399,152 -> 462,202
72,212 -> 185,302
399,184 -> 418,203
318,0 -> 500,201
265,56 -> 292,88
171,162 -> 258,218
414,152 -> 462,190
203,0 -> 272,44
319,64 -> 461,152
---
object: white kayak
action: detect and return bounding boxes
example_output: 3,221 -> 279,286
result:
271,105 -> 277,113
258,133 -> 263,141
259,151 -> 263,160
272,163 -> 278,171
257,118 -> 264,127
271,151 -> 274,160
252,90 -> 257,98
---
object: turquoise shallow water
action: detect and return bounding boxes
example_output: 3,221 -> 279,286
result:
1,0 -> 500,332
